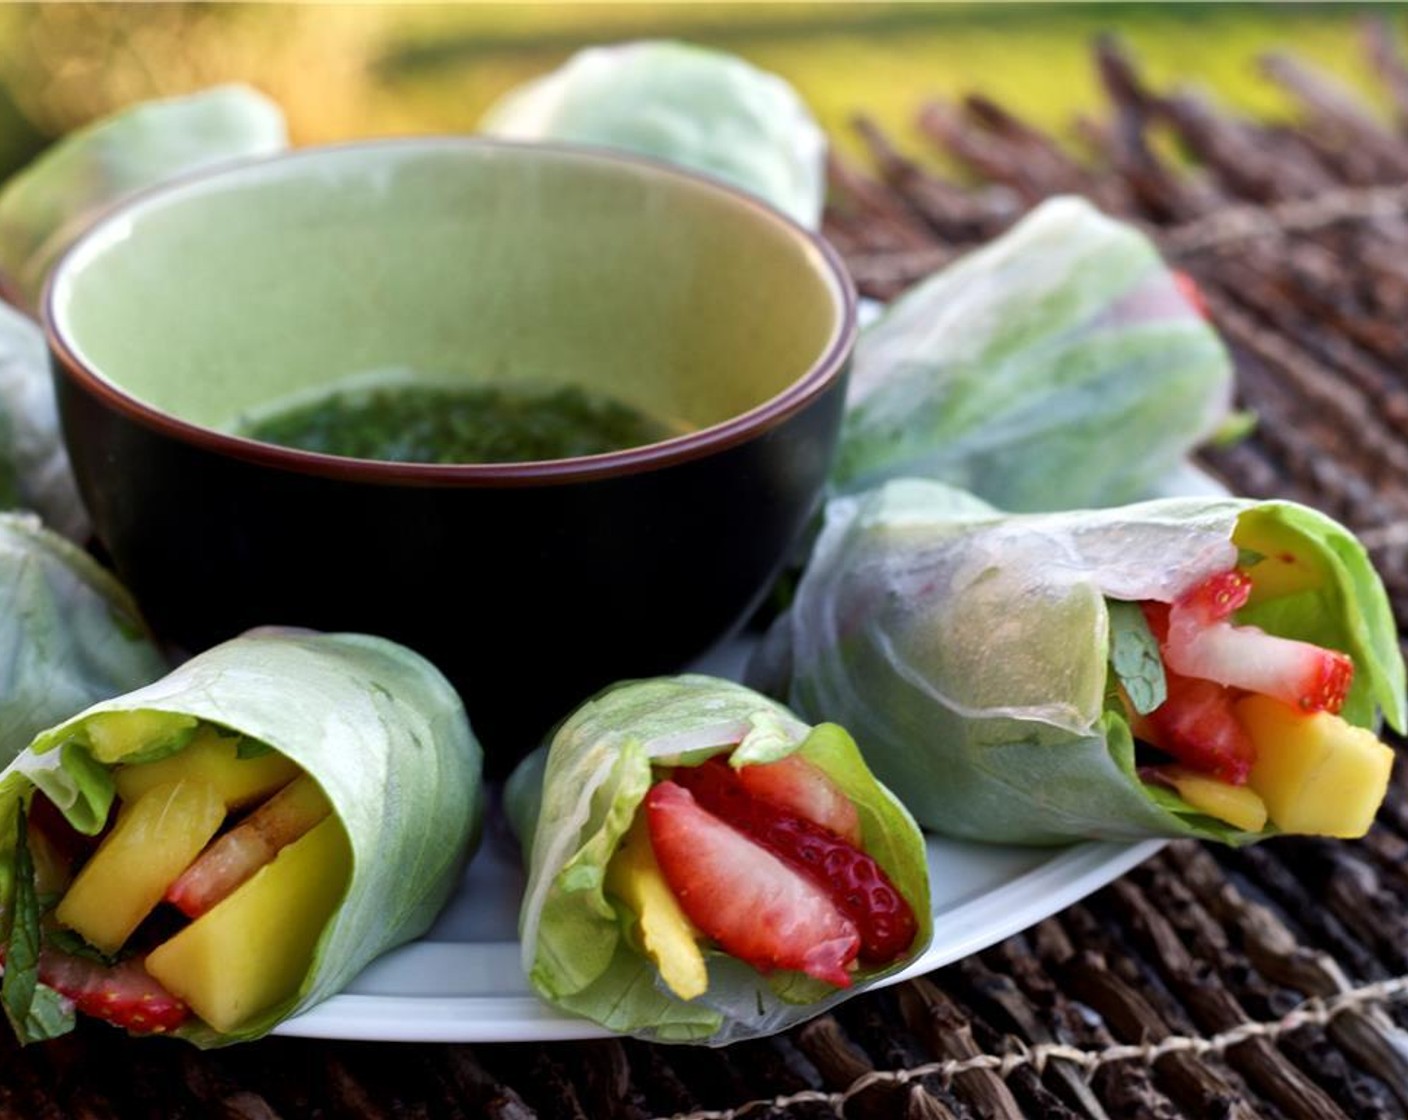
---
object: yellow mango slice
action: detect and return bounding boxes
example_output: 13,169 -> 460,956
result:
145,815 -> 352,1034
1237,694 -> 1394,838
605,816 -> 707,1001
82,710 -> 198,764
56,779 -> 224,953
115,725 -> 299,810
1160,767 -> 1267,833
1233,510 -> 1327,607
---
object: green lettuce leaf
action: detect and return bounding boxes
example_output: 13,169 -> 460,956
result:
0,85 -> 287,312
0,630 -> 483,1046
832,197 -> 1234,511
0,513 -> 167,770
513,675 -> 931,1045
481,41 -> 826,228
766,479 -> 1404,846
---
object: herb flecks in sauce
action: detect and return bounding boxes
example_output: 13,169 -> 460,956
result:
238,383 -> 681,465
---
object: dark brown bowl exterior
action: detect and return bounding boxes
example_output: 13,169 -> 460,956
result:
52,360 -> 847,774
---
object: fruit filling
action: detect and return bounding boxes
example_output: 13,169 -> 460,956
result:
1124,526 -> 1392,838
606,751 -> 918,1000
4,718 -> 350,1036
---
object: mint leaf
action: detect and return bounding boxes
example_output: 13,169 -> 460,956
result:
1237,548 -> 1266,570
1107,599 -> 1166,715
2,808 -> 74,1043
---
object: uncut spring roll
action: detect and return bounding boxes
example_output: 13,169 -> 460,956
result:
0,306 -> 87,540
0,85 -> 286,313
0,512 -> 165,759
0,630 -> 481,1046
831,197 -> 1234,511
756,480 -> 1405,846
507,675 -> 930,1044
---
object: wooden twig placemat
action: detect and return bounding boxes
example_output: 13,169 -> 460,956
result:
11,22 -> 1408,1120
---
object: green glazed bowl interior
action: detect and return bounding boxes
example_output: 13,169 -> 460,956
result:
48,139 -> 848,466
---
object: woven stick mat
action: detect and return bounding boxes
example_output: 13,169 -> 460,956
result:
13,25 -> 1408,1120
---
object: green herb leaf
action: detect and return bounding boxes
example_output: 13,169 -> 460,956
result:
1107,599 -> 1167,716
1237,548 -> 1266,569
2,807 -> 74,1043
43,927 -> 114,966
235,736 -> 275,760
1210,409 -> 1258,448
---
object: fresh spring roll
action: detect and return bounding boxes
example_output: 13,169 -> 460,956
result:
0,306 -> 87,540
507,675 -> 930,1044
0,630 -> 482,1046
831,197 -> 1235,511
480,41 -> 827,229
0,85 -> 287,313
756,480 -> 1405,846
0,512 -> 165,758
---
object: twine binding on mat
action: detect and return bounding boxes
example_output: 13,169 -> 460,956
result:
654,975 -> 1408,1120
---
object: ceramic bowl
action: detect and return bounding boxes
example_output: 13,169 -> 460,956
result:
44,139 -> 855,770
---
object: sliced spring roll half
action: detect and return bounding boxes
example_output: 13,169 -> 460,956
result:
0,630 -> 482,1046
759,480 -> 1405,846
509,675 -> 930,1044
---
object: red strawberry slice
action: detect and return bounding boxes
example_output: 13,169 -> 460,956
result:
675,759 -> 916,963
1173,270 -> 1210,320
38,950 -> 188,1034
1162,571 -> 1353,713
167,775 -> 329,918
645,780 -> 860,987
733,754 -> 862,846
1176,570 -> 1252,623
1144,669 -> 1257,785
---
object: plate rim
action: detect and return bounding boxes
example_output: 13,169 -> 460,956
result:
274,835 -> 1165,1043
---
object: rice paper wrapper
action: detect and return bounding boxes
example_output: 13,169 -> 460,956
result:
0,84 -> 287,312
0,630 -> 482,1046
0,512 -> 164,762
832,197 -> 1234,511
762,480 -> 1405,846
481,40 -> 826,228
0,305 -> 87,540
513,675 -> 931,1045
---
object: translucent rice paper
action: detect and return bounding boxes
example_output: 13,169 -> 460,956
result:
0,85 -> 287,312
761,480 -> 1404,846
0,512 -> 165,765
513,675 -> 930,1044
0,304 -> 86,540
832,197 -> 1235,510
0,631 -> 483,1046
481,41 -> 827,228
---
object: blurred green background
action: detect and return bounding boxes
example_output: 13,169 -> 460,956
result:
0,2 -> 1398,181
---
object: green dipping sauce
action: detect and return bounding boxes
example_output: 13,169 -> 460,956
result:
235,382 -> 682,464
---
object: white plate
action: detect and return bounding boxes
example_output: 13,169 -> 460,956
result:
273,638 -> 1164,1043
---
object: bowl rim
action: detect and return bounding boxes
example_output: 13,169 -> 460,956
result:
44,135 -> 857,488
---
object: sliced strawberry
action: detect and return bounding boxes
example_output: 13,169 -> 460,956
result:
674,759 -> 915,963
645,780 -> 859,987
733,754 -> 862,846
27,792 -> 101,870
1173,270 -> 1210,320
1144,670 -> 1256,785
38,950 -> 188,1034
166,775 -> 329,918
1163,571 -> 1353,714
1176,570 -> 1252,624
